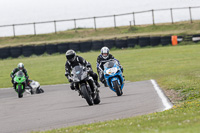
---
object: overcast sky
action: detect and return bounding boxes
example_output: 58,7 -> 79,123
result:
0,0 -> 199,25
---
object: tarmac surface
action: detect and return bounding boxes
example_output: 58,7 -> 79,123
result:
0,80 -> 170,133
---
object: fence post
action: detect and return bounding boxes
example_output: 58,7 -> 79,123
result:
74,19 -> 77,32
114,15 -> 116,28
54,20 -> 57,34
189,7 -> 193,23
33,23 -> 36,35
133,12 -> 136,26
94,17 -> 97,31
130,21 -> 132,28
170,8 -> 174,24
152,9 -> 155,25
12,24 -> 15,37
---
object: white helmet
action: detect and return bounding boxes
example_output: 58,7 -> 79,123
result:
18,63 -> 24,70
101,47 -> 109,59
66,49 -> 76,61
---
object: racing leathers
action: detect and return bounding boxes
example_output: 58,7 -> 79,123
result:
65,55 -> 100,91
96,54 -> 123,84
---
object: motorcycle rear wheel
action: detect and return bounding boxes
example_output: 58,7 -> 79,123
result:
93,92 -> 100,104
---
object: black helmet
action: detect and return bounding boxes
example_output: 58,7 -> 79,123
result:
18,63 -> 24,70
101,46 -> 109,59
66,50 -> 76,61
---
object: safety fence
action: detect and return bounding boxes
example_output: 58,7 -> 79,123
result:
0,34 -> 200,59
0,6 -> 200,37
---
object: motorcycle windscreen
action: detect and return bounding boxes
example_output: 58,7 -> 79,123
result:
15,71 -> 24,78
104,60 -> 115,69
71,65 -> 83,80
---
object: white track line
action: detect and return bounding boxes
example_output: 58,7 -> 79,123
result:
150,79 -> 173,111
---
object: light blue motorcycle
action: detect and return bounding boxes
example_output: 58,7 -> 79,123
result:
103,59 -> 124,96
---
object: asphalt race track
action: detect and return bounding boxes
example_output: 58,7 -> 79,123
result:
0,80 -> 172,133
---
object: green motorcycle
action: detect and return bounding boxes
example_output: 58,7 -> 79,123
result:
13,70 -> 27,98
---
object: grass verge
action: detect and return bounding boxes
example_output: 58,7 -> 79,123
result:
0,20 -> 200,47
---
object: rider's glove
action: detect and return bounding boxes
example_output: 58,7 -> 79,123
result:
87,67 -> 92,72
86,63 -> 91,68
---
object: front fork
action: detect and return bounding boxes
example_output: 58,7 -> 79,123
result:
15,83 -> 24,93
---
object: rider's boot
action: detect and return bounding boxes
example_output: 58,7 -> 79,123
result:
123,75 -> 125,81
94,80 -> 100,88
102,79 -> 108,87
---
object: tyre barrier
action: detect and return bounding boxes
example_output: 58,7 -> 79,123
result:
115,38 -> 127,48
46,44 -> 58,55
22,45 -> 34,57
150,36 -> 161,46
80,41 -> 92,52
10,46 -> 22,58
92,40 -> 104,51
127,37 -> 138,48
183,35 -> 193,42
57,43 -> 70,54
177,36 -> 183,43
103,39 -> 116,49
192,34 -> 200,42
69,42 -> 80,52
34,45 -> 46,55
161,36 -> 171,46
0,47 -> 10,59
1,34 -> 200,59
139,37 -> 150,47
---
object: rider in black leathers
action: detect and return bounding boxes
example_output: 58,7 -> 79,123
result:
96,47 -> 123,86
10,63 -> 29,87
65,50 -> 100,91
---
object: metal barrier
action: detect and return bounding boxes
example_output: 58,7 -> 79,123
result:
0,6 -> 200,37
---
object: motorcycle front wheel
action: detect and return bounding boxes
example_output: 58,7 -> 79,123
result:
81,84 -> 94,106
113,80 -> 123,96
18,85 -> 23,98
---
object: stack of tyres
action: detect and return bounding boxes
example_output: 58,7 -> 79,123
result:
161,36 -> 171,46
139,37 -> 150,47
10,46 -> 22,58
0,47 -> 10,59
103,39 -> 115,49
46,44 -> 58,54
91,40 -> 104,51
34,45 -> 46,55
115,38 -> 127,48
150,36 -> 161,46
22,45 -> 34,57
69,42 -> 80,52
183,35 -> 193,42
127,37 -> 138,48
80,41 -> 92,52
177,36 -> 183,43
192,34 -> 200,42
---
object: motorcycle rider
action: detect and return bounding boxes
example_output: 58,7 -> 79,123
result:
10,63 -> 30,87
96,46 -> 123,86
65,49 -> 100,92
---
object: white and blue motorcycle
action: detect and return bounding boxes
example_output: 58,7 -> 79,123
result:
103,59 -> 124,96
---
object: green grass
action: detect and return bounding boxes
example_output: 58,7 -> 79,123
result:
0,20 -> 200,48
1,43 -> 200,133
